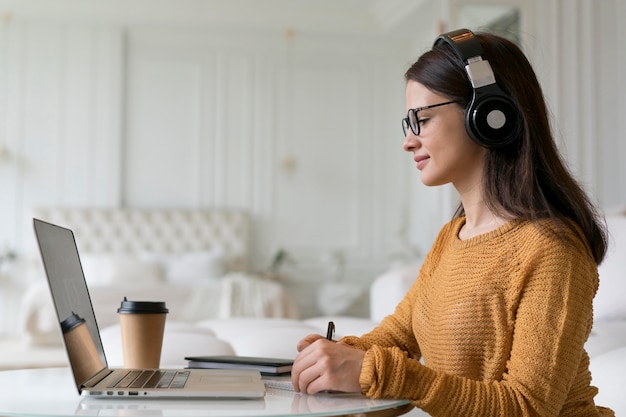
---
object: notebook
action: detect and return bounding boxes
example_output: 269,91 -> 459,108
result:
185,355 -> 293,375
33,218 -> 266,399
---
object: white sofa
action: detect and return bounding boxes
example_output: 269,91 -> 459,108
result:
585,211 -> 626,415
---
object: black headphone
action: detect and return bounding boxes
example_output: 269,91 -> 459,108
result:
434,28 -> 521,148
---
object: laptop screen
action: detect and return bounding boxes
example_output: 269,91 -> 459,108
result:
33,218 -> 108,389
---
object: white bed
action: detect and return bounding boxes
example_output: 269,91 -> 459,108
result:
19,207 -> 298,346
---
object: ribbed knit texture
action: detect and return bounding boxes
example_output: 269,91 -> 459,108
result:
342,217 -> 614,417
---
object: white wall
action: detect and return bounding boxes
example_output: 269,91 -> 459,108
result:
529,0 -> 626,207
0,0 -> 624,318
0,4 -> 419,317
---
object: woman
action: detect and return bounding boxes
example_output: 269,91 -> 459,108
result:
291,29 -> 614,416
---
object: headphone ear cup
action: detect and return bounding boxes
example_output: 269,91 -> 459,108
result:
465,94 -> 520,148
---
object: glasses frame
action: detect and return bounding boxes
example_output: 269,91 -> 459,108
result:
402,100 -> 462,137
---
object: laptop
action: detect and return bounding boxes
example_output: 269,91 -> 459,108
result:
33,218 -> 266,399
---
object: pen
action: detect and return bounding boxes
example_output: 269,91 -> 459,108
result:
326,321 -> 335,341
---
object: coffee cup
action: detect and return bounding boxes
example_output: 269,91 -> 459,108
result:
117,297 -> 169,369
61,312 -> 105,384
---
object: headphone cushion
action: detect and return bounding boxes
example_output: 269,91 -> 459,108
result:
466,94 -> 520,147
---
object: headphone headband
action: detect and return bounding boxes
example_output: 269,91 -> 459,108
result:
435,29 -> 497,91
435,29 -> 484,60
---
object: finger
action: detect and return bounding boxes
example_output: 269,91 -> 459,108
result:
300,341 -> 365,394
295,361 -> 325,394
297,339 -> 346,393
291,344 -> 320,391
296,334 -> 324,352
292,338 -> 333,392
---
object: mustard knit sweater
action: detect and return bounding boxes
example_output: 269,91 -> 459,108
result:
342,217 -> 614,417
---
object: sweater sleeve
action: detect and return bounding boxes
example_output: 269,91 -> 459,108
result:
357,228 -> 602,417
341,278 -> 422,355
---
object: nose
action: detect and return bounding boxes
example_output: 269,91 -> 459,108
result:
403,131 -> 420,152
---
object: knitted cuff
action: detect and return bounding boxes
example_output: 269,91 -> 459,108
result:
359,345 -> 408,398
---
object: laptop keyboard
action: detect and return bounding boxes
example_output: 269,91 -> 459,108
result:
108,370 -> 190,389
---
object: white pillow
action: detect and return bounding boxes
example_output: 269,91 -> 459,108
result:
80,254 -> 165,286
595,216 -> 626,321
107,256 -> 165,285
140,250 -> 226,283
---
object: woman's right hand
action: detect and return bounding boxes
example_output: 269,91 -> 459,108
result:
291,334 -> 365,394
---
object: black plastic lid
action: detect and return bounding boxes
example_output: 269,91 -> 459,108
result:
60,312 -> 86,334
117,297 -> 169,314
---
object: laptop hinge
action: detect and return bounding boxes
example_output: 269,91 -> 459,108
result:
82,368 -> 113,389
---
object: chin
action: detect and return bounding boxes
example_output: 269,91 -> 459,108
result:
420,174 -> 447,188
419,175 -> 439,187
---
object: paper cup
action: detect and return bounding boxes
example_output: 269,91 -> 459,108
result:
117,297 -> 168,369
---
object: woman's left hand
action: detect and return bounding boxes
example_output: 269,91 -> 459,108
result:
291,335 -> 365,394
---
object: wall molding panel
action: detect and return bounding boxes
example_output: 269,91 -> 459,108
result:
0,22 -> 123,251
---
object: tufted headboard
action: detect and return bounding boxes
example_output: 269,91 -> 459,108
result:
31,207 -> 249,272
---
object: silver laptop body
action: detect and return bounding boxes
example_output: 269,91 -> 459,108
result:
33,218 -> 266,399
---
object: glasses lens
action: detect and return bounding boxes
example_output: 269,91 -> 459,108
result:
408,109 -> 419,136
402,118 -> 410,137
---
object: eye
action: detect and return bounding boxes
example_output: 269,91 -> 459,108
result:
418,117 -> 430,126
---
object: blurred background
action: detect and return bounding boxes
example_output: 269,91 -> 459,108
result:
0,0 -> 624,319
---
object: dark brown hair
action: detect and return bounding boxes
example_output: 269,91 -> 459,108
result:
405,32 -> 607,264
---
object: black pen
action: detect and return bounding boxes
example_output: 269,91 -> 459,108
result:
326,321 -> 335,341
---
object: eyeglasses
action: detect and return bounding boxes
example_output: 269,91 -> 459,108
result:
402,100 -> 462,137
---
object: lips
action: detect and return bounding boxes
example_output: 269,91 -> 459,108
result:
414,155 -> 430,170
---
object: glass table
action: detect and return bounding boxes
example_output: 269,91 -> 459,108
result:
0,367 -> 413,417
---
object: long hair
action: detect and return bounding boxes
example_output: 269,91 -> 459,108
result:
404,32 -> 607,264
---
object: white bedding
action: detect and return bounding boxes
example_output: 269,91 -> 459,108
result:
18,207 -> 299,345
20,272 -> 298,346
